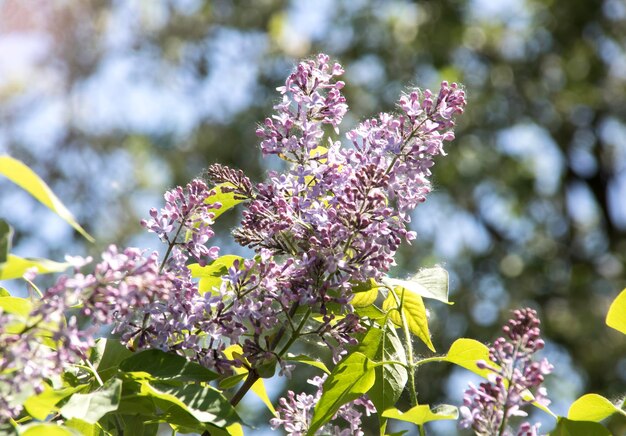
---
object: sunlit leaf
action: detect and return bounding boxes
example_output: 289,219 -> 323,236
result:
0,255 -> 69,280
24,384 -> 85,420
383,266 -> 451,304
188,255 -> 243,294
60,378 -> 122,424
606,289 -> 626,335
308,352 -> 376,435
355,326 -> 408,416
549,417 -> 611,435
0,155 -> 94,242
206,183 -> 245,220
0,295 -> 33,317
284,354 -> 331,375
443,338 -> 496,379
568,394 -> 626,422
351,286 -> 379,307
21,424 -> 78,436
354,304 -> 386,321
383,286 -> 435,352
382,404 -> 459,425
64,419 -> 107,436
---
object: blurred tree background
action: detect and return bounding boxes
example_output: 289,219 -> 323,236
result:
1,0 -> 625,434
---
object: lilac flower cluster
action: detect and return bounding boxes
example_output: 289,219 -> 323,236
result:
236,55 -> 465,343
142,179 -> 220,265
270,375 -> 376,436
0,310 -> 72,421
114,54 -> 465,372
1,54 -> 466,425
460,308 -> 553,436
257,54 -> 347,160
0,246 -> 180,421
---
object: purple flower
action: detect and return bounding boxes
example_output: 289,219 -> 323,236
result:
142,179 -> 220,265
459,308 -> 553,435
256,53 -> 347,160
270,375 -> 376,436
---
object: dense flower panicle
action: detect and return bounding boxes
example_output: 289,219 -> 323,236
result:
42,245 -> 173,326
1,54 -> 466,423
0,310 -> 71,420
1,258 -> 95,421
459,308 -> 553,436
141,179 -> 220,265
270,375 -> 376,436
205,163 -> 255,200
257,53 -> 347,159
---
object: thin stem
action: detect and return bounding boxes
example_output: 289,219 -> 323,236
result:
159,220 -> 186,273
413,356 -> 446,366
24,277 -> 43,299
230,369 -> 260,407
277,307 -> 312,357
419,424 -> 426,436
226,302 -> 304,412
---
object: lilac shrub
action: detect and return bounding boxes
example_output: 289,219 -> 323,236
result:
460,308 -> 554,435
110,53 -> 466,380
0,53 -> 470,434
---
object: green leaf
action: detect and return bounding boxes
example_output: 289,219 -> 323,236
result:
137,380 -> 240,428
351,278 -> 381,293
0,155 -> 94,242
24,384 -> 85,420
606,288 -> 626,335
119,415 -> 158,436
0,295 -> 33,317
284,354 -> 331,375
21,424 -> 78,436
383,286 -> 435,352
93,339 -> 133,382
355,326 -> 408,415
383,266 -> 451,304
116,380 -> 157,416
443,338 -> 497,379
382,404 -> 459,425
218,372 -> 248,390
188,255 -> 243,294
308,352 -> 376,435
568,394 -> 626,421
119,349 -> 218,383
354,304 -> 386,321
0,287 -> 10,297
0,255 -> 70,280
351,286 -> 379,307
0,219 -> 13,264
206,183 -> 246,220
65,419 -> 108,436
549,417 -> 611,435
59,378 -> 122,424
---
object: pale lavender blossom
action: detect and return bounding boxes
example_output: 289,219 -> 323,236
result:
270,375 -> 376,436
459,308 -> 553,436
257,53 -> 347,160
141,179 -> 220,265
